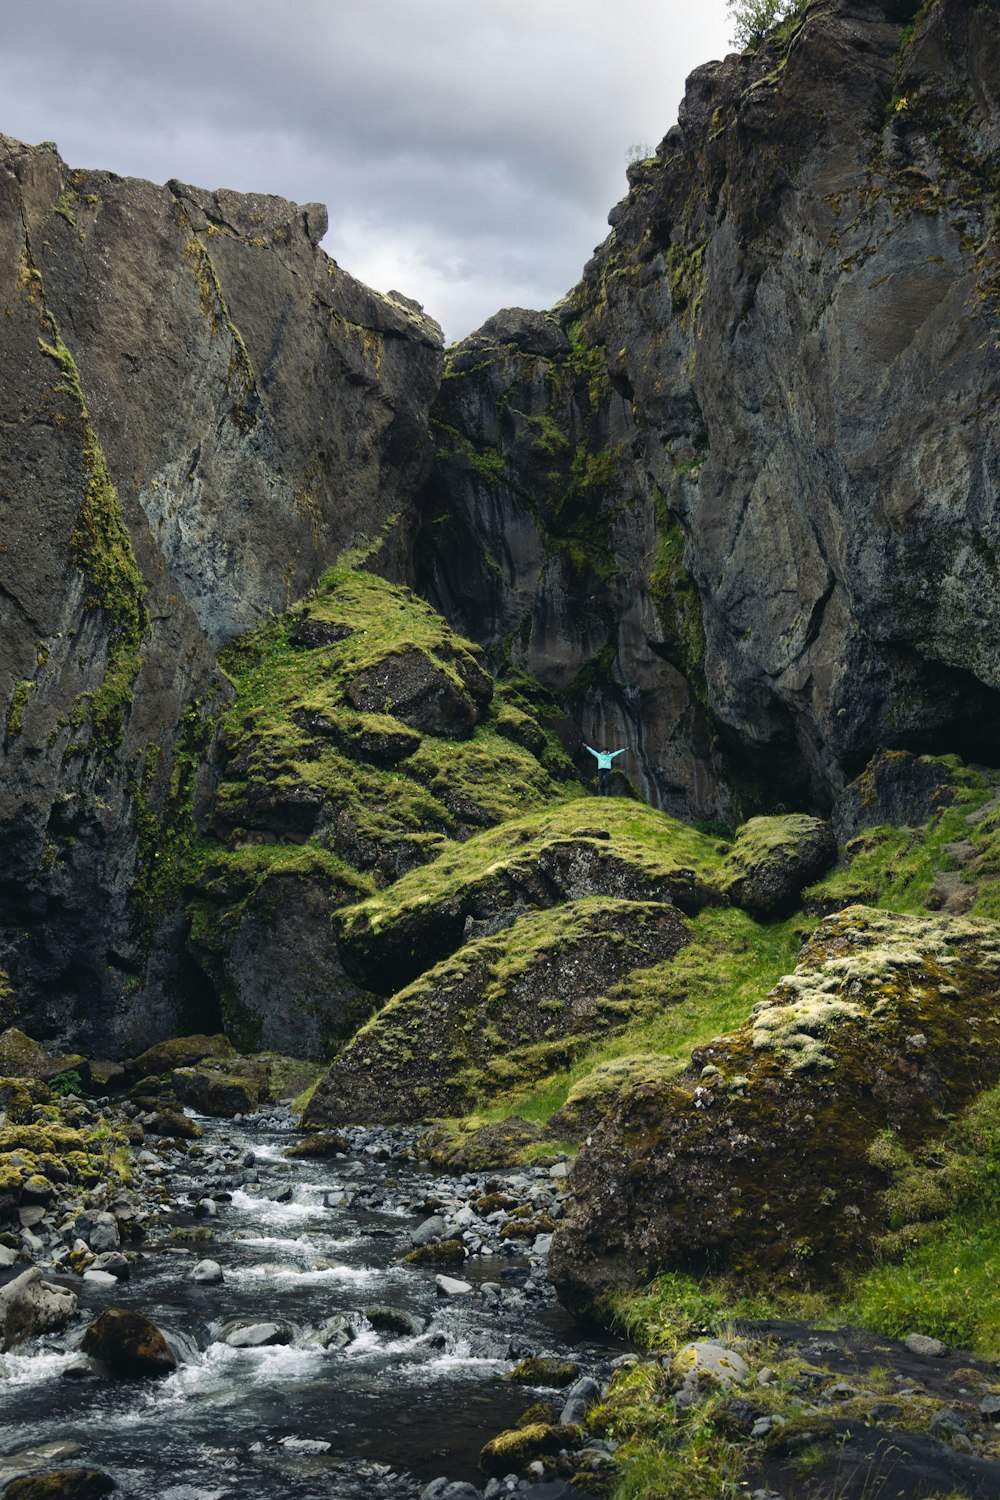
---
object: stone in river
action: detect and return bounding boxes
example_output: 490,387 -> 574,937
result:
80,1307 -> 177,1376
435,1274 -> 473,1297
219,1319 -> 291,1347
189,1259 -> 224,1284
0,1268 -> 78,1352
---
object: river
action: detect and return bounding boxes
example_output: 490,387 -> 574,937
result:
0,1110 -> 625,1498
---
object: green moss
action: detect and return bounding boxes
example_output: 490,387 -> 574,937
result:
650,497 -> 708,705
39,323 -> 147,755
183,236 -> 257,431
4,678 -> 34,746
469,446 -> 505,482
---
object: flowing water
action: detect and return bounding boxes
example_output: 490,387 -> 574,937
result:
0,1114 -> 624,1498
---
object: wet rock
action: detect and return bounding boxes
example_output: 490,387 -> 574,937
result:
89,1253 -> 129,1281
419,1481 -> 483,1500
508,1358 -> 581,1389
218,1319 -> 291,1348
559,1377 -> 601,1426
0,1268 -> 78,1352
401,1238 -> 467,1267
1,1471 -> 116,1499
71,1212 -> 120,1253
284,1132 -> 349,1159
364,1305 -> 424,1337
80,1307 -> 176,1376
189,1259 -> 224,1284
435,1274 -> 473,1297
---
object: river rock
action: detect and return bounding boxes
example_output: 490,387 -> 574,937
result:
0,1268 -> 78,1352
219,1320 -> 291,1348
72,1212 -> 119,1253
189,1259 -> 224,1284
171,1068 -> 259,1116
1,1471 -> 116,1499
419,1481 -> 483,1500
80,1307 -> 177,1376
89,1253 -> 130,1282
364,1305 -> 424,1337
435,1274 -> 473,1297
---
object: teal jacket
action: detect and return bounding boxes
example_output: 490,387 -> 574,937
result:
585,745 -> 626,771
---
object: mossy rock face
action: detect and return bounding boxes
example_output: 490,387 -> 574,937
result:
479,1422 -> 580,1477
548,1054 -> 684,1139
833,750 -> 959,843
0,1078 -> 40,1124
128,1034 -> 235,1082
80,1307 -> 176,1376
0,1029 -> 45,1079
305,897 -> 690,1125
721,815 -> 836,918
344,644 -> 491,739
1,1469 -> 116,1499
550,905 -> 1000,1311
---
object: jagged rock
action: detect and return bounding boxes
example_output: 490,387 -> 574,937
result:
0,1268 -> 78,1352
722,815 -> 837,918
0,134 -> 441,1056
549,906 -> 1000,1309
833,751 -> 961,843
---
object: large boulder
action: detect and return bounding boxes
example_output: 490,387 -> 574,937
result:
171,1067 -> 259,1117
549,906 -> 1000,1311
0,1030 -> 45,1079
127,1033 -> 235,1082
1,1472 -> 116,1499
305,897 -> 690,1125
0,1269 -> 78,1352
80,1307 -> 176,1376
721,815 -> 836,918
833,750 -> 961,843
345,645 -> 491,739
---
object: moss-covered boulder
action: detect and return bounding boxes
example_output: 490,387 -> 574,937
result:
721,814 -> 836,918
833,749 -> 960,843
423,1117 -> 552,1171
400,1238 -> 467,1267
0,1029 -> 45,1079
171,1067 -> 259,1116
284,1131 -> 348,1159
80,1307 -> 176,1376
337,799 -> 725,996
479,1423 -> 581,1478
549,906 -> 1000,1311
304,897 -> 690,1124
548,1053 -> 684,1138
128,1034 -> 235,1082
508,1357 -> 581,1387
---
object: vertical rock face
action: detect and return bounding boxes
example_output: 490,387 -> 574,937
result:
0,136 -> 442,1052
418,0 -> 1000,812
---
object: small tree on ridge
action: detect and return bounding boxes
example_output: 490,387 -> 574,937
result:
727,0 -> 809,51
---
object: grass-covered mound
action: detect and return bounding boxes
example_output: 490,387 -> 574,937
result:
303,895 -> 692,1124
183,565 -> 576,1054
335,797 -> 727,994
549,905 -> 1000,1311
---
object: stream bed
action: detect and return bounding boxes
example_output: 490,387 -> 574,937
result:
0,1110 -> 626,1499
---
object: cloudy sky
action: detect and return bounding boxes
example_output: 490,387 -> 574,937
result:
2,1 -> 734,341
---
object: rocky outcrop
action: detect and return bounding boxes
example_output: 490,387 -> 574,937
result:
304,897 -> 691,1124
549,905 -> 1000,1311
417,0 -> 1000,813
0,136 -> 442,1055
721,814 -> 836,917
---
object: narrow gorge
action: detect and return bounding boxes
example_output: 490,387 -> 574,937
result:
2,1 -> 1000,1497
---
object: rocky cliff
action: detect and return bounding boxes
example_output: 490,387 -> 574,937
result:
416,0 -> 1000,815
1,0 -> 999,1057
0,135 -> 441,1053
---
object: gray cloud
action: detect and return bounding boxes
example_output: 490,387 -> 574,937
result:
1,0 -> 733,339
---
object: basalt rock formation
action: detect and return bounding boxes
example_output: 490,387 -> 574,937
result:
0,136 -> 441,1053
416,0 -> 1000,815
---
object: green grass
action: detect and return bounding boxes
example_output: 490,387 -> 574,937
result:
476,906 -> 809,1123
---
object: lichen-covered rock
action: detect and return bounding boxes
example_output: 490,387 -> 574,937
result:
722,815 -> 836,918
549,906 -> 1000,1310
0,1269 -> 78,1352
0,1030 -> 45,1079
80,1307 -> 176,1376
508,1358 -> 581,1388
305,898 -> 690,1124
